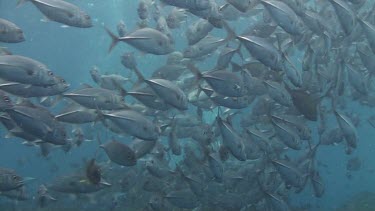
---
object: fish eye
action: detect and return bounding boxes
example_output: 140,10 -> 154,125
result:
48,71 -> 54,76
3,96 -> 10,103
60,79 -> 66,83
12,175 -> 19,181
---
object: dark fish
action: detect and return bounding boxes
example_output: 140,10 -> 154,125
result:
85,159 -> 101,185
285,86 -> 320,121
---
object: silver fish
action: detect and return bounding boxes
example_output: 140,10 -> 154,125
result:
102,110 -> 159,141
0,55 -> 56,85
185,19 -> 214,45
18,0 -> 92,28
261,0 -> 306,36
105,27 -> 174,55
64,87 -> 126,110
145,78 -> 188,110
0,18 -> 25,43
0,77 -> 69,97
100,140 -> 137,166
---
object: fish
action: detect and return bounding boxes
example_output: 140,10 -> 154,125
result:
64,87 -> 126,110
55,104 -> 97,124
105,27 -> 174,55
261,0 -> 306,36
216,115 -> 246,161
237,35 -> 284,71
334,110 -> 358,151
101,109 -> 159,141
0,55 -> 56,86
6,104 -> 67,145
144,78 -> 188,110
37,184 -> 56,208
185,19 -> 214,45
17,0 -> 92,28
0,18 -> 25,43
0,168 -> 24,191
85,159 -> 101,185
0,77 -> 69,98
100,140 -> 137,166
166,8 -> 187,29
328,0 -> 356,35
160,0 -> 211,11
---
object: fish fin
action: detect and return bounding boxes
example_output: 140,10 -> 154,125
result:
46,194 -> 57,201
5,132 -> 14,139
222,21 -> 236,43
186,62 -> 203,81
121,36 -> 151,41
40,16 -> 51,23
0,47 -> 12,55
132,67 -> 146,85
60,25 -> 70,28
16,0 -> 29,7
104,26 -> 119,53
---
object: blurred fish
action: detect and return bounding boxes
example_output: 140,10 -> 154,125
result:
37,184 -> 56,208
166,8 -> 187,29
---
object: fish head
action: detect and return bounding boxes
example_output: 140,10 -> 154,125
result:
2,173 -> 24,190
78,12 -> 93,28
51,126 -> 68,145
0,90 -> 13,111
54,76 -> 70,92
15,28 -> 25,42
183,46 -> 197,58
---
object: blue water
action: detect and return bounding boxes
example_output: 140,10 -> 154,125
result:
1,0 -> 375,210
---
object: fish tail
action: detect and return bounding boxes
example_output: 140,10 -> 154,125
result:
222,21 -> 236,42
186,62 -> 202,80
104,27 -> 119,53
132,67 -> 145,86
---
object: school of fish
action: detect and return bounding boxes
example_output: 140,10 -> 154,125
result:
0,0 -> 374,210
